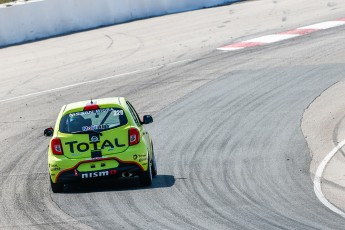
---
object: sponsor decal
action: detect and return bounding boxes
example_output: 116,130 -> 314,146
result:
82,126 -> 91,131
138,155 -> 147,161
81,169 -> 117,179
91,135 -> 99,142
69,108 -> 121,118
50,167 -> 61,171
92,157 -> 103,160
65,138 -> 126,154
49,164 -> 61,171
130,135 -> 137,143
139,158 -> 147,162
133,154 -> 147,161
72,152 -> 83,157
82,124 -> 110,131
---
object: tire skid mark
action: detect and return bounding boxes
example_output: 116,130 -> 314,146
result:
0,129 -> 91,229
106,193 -> 147,229
151,65 -> 345,229
2,36 -> 345,229
184,83 -> 285,227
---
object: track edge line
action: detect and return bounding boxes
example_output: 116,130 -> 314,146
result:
313,139 -> 345,218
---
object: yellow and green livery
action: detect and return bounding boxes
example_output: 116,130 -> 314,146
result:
45,97 -> 157,193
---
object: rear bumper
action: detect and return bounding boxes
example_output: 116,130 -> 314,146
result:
56,162 -> 142,183
49,145 -> 150,183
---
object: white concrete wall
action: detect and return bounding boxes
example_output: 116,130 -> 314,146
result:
0,0 -> 239,47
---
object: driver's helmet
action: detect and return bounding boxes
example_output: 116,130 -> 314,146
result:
69,115 -> 86,132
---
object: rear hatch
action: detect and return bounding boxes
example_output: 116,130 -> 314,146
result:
58,107 -> 129,159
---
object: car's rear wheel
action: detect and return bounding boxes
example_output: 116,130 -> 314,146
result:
50,178 -> 64,193
151,151 -> 157,177
139,156 -> 152,186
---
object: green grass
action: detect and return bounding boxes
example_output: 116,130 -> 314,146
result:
0,0 -> 16,4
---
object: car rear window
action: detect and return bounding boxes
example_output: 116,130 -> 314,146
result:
59,108 -> 128,134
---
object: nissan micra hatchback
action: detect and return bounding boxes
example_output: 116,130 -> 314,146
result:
45,97 -> 157,193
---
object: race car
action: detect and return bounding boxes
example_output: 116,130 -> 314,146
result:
44,97 -> 157,193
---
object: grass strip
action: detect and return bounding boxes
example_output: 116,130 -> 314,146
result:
0,0 -> 16,4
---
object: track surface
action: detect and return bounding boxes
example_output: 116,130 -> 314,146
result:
1,0 -> 345,229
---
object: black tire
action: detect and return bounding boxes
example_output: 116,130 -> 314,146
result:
50,178 -> 64,193
139,156 -> 153,186
151,151 -> 157,177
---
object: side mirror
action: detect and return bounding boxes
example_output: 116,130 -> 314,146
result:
44,127 -> 54,136
142,115 -> 153,124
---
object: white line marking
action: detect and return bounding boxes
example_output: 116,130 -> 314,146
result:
217,47 -> 244,51
245,34 -> 300,43
299,21 -> 345,30
0,59 -> 191,104
314,139 -> 345,218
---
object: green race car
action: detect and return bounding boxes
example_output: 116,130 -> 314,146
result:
44,97 -> 157,193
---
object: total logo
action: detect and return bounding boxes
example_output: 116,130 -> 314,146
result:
65,138 -> 125,153
81,169 -> 116,179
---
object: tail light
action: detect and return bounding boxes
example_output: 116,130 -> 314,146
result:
51,138 -> 63,155
129,128 -> 140,146
84,104 -> 99,111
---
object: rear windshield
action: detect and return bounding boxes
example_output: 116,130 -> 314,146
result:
59,108 -> 128,134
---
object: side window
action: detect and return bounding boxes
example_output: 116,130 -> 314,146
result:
126,102 -> 141,126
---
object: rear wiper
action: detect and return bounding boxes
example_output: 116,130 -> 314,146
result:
71,130 -> 102,135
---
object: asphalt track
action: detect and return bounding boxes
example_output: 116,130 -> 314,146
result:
1,0 -> 345,229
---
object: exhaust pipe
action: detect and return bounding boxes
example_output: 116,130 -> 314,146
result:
122,172 -> 133,178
